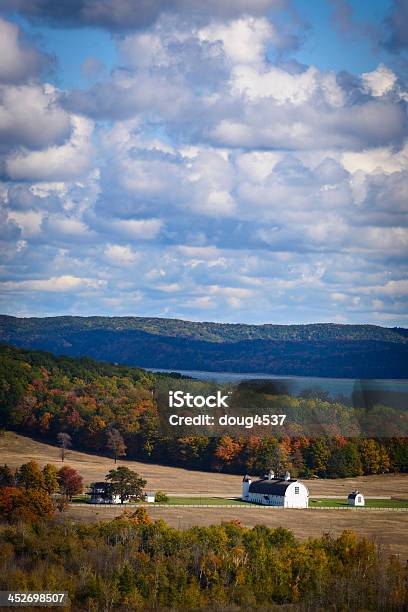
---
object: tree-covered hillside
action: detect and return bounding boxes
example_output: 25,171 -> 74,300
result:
1,344 -> 407,477
0,316 -> 407,377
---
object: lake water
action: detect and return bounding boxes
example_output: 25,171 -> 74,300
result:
148,368 -> 408,402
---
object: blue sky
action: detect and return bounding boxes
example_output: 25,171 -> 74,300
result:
0,0 -> 407,325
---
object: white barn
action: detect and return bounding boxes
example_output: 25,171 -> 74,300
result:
348,490 -> 365,506
242,471 -> 309,508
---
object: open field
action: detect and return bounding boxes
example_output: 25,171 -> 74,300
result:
66,504 -> 408,558
2,432 -> 408,557
1,431 -> 408,498
71,496 -> 408,508
309,498 -> 408,508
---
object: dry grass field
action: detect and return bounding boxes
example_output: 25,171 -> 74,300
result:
2,432 -> 408,557
66,505 -> 408,558
1,431 -> 407,497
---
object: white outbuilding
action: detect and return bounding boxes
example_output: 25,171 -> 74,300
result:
242,470 -> 309,508
348,490 -> 365,506
144,492 -> 155,503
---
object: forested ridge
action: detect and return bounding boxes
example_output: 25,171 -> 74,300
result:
1,315 -> 406,343
1,344 -> 407,478
1,315 -> 408,377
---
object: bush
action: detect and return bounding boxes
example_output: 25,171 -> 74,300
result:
154,490 -> 168,503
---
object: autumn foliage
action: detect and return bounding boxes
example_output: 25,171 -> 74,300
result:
0,486 -> 54,522
0,344 -> 407,478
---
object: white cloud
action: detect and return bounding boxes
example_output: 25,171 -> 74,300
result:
361,64 -> 397,97
1,275 -> 106,292
342,141 -> 408,174
105,244 -> 139,265
0,83 -> 71,150
7,210 -> 43,238
156,282 -> 182,292
1,4 -> 407,326
231,65 -> 320,104
199,17 -> 275,65
111,218 -> 163,240
0,17 -> 50,83
46,216 -> 90,237
5,115 -> 94,181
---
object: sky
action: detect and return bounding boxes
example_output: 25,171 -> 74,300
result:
0,0 -> 407,326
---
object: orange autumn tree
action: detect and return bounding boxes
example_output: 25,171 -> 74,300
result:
0,487 -> 54,522
214,435 -> 243,471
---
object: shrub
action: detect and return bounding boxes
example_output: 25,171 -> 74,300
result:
155,490 -> 168,503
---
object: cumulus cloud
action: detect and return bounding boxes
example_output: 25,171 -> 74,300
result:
105,244 -> 139,265
198,17 -> 276,65
5,115 -> 94,181
0,17 -> 52,83
361,64 -> 398,98
0,83 -> 71,151
0,0 -> 407,325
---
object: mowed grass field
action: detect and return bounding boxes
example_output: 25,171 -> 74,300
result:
1,432 -> 408,557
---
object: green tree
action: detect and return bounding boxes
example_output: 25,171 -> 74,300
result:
42,463 -> 59,494
106,466 -> 146,504
16,460 -> 45,490
155,490 -> 168,503
327,442 -> 363,478
304,439 -> 330,476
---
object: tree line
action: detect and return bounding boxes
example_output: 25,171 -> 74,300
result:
0,460 -> 153,520
0,512 -> 406,610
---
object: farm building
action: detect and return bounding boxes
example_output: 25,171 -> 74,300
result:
348,490 -> 365,506
144,492 -> 155,503
242,470 -> 309,508
89,482 -> 121,504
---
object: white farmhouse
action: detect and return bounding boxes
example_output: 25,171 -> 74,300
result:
348,490 -> 365,506
144,492 -> 155,503
89,482 -> 121,504
242,470 -> 309,508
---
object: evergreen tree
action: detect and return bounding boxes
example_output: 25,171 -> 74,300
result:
0,464 -> 14,487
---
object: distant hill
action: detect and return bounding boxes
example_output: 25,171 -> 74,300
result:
0,315 -> 407,378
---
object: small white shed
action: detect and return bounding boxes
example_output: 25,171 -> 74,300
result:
144,492 -> 155,503
348,490 -> 365,506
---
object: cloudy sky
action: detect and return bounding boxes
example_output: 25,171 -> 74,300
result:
0,0 -> 407,325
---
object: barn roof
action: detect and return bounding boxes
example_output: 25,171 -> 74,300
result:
248,479 -> 298,496
348,491 -> 363,499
